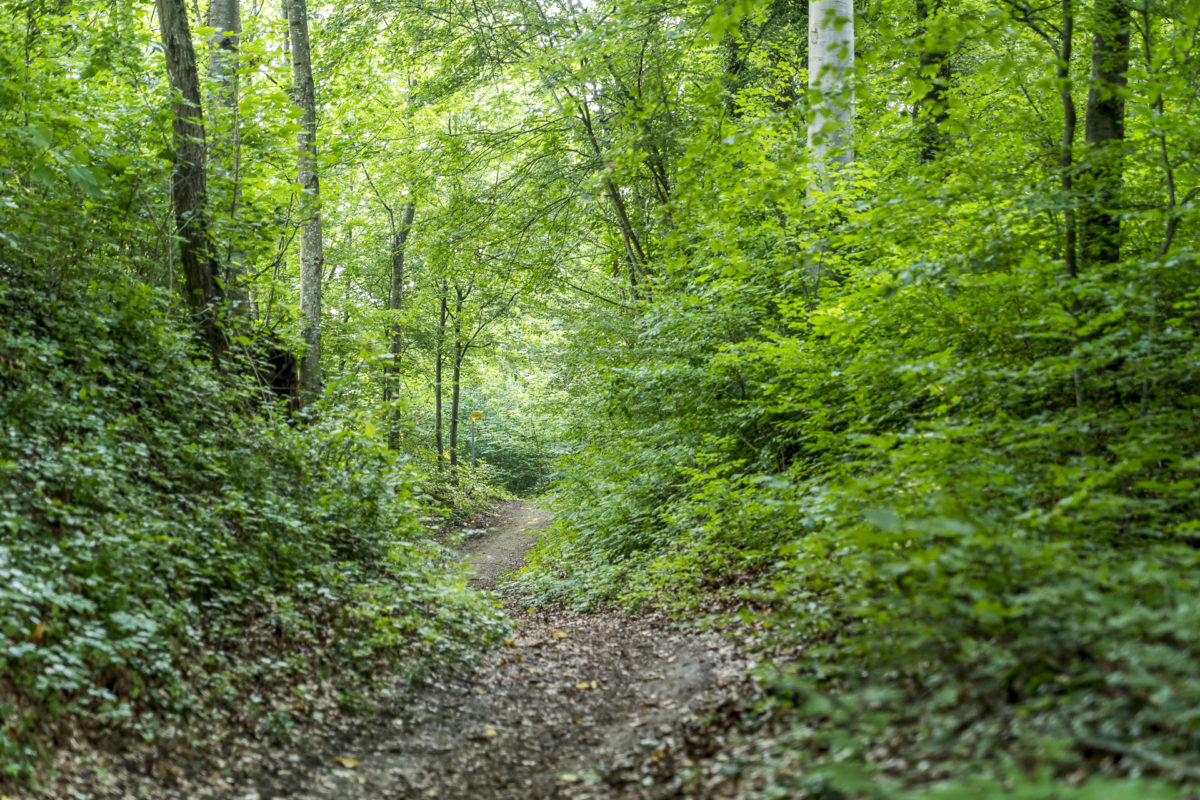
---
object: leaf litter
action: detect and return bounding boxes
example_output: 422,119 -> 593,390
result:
251,501 -> 755,799
24,502 -> 757,799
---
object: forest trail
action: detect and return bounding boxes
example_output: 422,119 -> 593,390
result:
459,500 -> 551,588
249,501 -> 748,799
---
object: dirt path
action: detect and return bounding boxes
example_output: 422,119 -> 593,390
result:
252,501 -> 748,799
458,500 -> 551,587
38,502 -> 750,799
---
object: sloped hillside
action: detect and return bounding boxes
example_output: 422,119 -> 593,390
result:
0,269 -> 503,786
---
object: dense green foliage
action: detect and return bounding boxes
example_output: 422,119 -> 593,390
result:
5,0 -> 1200,794
506,0 -> 1200,795
1,4 -> 513,783
0,270 -> 503,783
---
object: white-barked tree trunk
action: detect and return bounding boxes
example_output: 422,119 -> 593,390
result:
808,0 -> 855,187
207,0 -> 249,317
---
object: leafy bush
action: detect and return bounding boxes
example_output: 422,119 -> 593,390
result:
419,457 -> 513,523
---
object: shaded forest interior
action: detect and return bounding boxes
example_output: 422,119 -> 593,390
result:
2,0 -> 1200,796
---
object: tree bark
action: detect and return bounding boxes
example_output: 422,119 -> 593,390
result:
807,0 -> 855,188
449,285 -> 464,472
604,178 -> 647,299
288,0 -> 323,402
281,0 -> 291,66
157,0 -> 223,356
1058,0 -> 1079,278
206,0 -> 249,316
206,0 -> 239,140
1079,0 -> 1130,268
548,83 -> 648,300
806,0 -> 854,297
386,202 -> 416,450
435,280 -> 448,469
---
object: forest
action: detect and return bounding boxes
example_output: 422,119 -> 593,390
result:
2,0 -> 1199,795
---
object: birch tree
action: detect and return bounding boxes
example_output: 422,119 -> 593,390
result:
206,0 -> 251,315
206,0 -> 239,159
807,0 -> 854,186
806,0 -> 854,295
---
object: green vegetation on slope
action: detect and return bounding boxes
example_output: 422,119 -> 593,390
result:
0,270 -> 504,785
520,203 -> 1200,797
510,1 -> 1200,794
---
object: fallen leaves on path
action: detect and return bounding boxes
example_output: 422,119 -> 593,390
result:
250,606 -> 749,800
23,502 -> 758,800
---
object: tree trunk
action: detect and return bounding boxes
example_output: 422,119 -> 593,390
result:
806,0 -> 854,297
386,203 -> 416,451
281,0 -> 291,65
206,0 -> 249,317
1058,0 -> 1079,278
550,84 -> 648,300
288,0 -> 323,402
913,0 -> 951,162
435,280 -> 448,469
156,0 -> 223,356
604,178 -> 646,297
1079,0 -> 1130,268
449,286 -> 464,472
206,0 -> 239,143
807,0 -> 855,187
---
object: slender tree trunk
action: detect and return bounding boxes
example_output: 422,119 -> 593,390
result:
157,0 -> 223,356
806,0 -> 854,297
288,0 -> 323,402
549,84 -> 648,299
808,0 -> 855,187
1079,0 -> 1130,268
913,0 -> 951,162
604,178 -> 647,300
449,348 -> 461,471
435,280 -> 448,469
206,0 -> 249,317
280,0 -> 291,65
387,203 -> 416,450
1136,5 -> 1186,257
1058,0 -> 1079,278
723,23 -> 750,119
449,286 -> 464,472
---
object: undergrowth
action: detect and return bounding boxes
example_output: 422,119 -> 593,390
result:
516,200 -> 1200,796
0,269 -> 506,789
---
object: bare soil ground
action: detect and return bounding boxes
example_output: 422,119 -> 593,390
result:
459,500 -> 551,586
